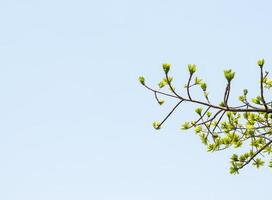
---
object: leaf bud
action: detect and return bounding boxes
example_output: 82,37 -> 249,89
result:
162,63 -> 171,74
200,82 -> 207,91
231,154 -> 239,161
243,89 -> 248,96
257,59 -> 265,68
194,77 -> 202,84
224,69 -> 235,82
138,76 -> 145,85
153,121 -> 161,130
188,64 -> 197,75
181,122 -> 190,130
195,107 -> 202,115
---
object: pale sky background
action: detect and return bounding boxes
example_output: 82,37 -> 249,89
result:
0,0 -> 272,199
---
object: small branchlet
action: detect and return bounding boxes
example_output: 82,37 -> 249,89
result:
139,59 -> 272,174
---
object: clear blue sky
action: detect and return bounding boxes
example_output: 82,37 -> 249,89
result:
0,0 -> 272,199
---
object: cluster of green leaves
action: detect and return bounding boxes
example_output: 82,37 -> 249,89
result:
139,59 -> 272,174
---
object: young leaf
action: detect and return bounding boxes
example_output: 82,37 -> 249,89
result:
194,77 -> 202,84
158,80 -> 167,88
195,107 -> 202,116
181,122 -> 190,130
243,89 -> 248,95
253,158 -> 265,168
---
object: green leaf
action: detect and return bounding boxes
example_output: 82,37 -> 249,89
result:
229,166 -> 239,175
194,77 -> 202,84
222,137 -> 231,145
269,161 -> 272,168
264,146 -> 272,154
195,107 -> 202,116
166,77 -> 173,83
181,122 -> 190,130
231,154 -> 239,161
200,133 -> 208,145
251,96 -> 262,104
194,126 -> 202,133
239,95 -> 245,102
158,80 -> 167,88
233,141 -> 243,148
226,112 -> 232,118
207,143 -> 218,152
253,158 -> 265,168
